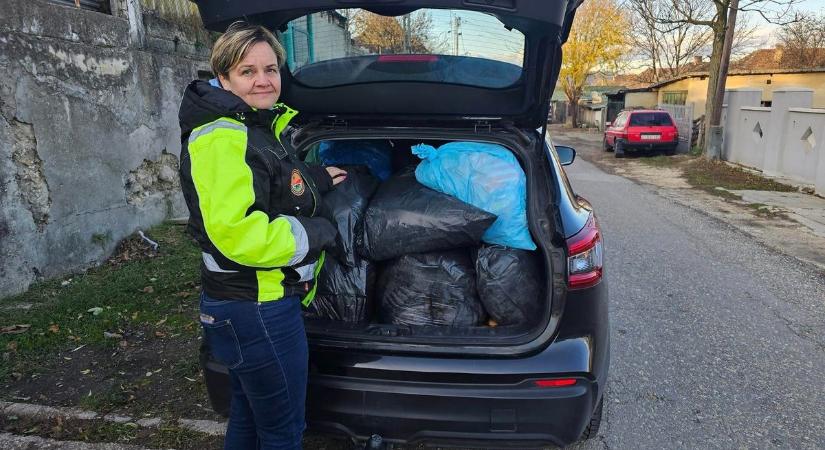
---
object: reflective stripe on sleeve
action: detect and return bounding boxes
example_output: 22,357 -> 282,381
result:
280,215 -> 309,266
188,118 -> 299,268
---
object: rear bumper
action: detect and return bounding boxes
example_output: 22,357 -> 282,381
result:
306,373 -> 597,447
202,344 -> 602,447
623,140 -> 677,150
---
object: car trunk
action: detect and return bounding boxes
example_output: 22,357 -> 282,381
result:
187,1 -> 580,354
292,123 -> 566,355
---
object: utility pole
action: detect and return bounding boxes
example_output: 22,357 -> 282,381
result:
707,0 -> 739,160
403,14 -> 411,53
453,16 -> 461,56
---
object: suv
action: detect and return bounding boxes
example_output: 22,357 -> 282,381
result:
604,109 -> 679,157
193,1 -> 609,447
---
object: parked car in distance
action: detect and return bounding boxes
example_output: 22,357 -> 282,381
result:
603,109 -> 679,157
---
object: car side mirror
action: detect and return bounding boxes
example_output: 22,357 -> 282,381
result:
556,145 -> 576,166
605,121 -> 612,127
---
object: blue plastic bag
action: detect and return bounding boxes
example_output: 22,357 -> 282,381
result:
318,140 -> 393,181
412,142 -> 536,250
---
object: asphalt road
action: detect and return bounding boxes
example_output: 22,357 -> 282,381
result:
562,142 -> 825,449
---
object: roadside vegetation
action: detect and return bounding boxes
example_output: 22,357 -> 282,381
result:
0,223 -> 353,449
636,153 -> 797,197
0,223 -> 210,419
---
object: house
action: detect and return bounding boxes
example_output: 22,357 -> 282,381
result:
283,10 -> 351,69
608,49 -> 825,120
550,86 -> 625,128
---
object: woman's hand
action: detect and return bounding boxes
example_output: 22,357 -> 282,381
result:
325,166 -> 347,186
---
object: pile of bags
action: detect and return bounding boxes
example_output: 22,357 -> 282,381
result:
306,140 -> 543,328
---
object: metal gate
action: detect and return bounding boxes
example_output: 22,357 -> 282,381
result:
607,100 -> 624,123
657,104 -> 693,153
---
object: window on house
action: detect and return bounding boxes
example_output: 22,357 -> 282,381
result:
46,0 -> 110,13
662,91 -> 688,105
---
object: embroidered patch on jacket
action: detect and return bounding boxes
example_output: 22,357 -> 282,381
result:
290,169 -> 306,196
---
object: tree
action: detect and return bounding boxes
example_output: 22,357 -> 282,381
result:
628,0 -> 759,84
350,10 -> 434,54
663,0 -> 799,155
775,14 -> 825,67
559,0 -> 630,127
628,0 -> 713,83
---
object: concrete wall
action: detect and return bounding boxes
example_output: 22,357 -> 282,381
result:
0,0 -> 211,298
723,88 -> 825,195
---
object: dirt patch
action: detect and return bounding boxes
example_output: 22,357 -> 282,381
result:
618,162 -> 691,189
105,230 -> 165,267
2,322 -> 220,421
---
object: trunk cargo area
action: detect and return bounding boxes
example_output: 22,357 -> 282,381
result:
296,132 -> 558,347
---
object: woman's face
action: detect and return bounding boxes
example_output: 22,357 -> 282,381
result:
219,41 -> 281,109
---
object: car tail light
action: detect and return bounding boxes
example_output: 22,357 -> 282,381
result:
566,214 -> 603,289
535,378 -> 577,388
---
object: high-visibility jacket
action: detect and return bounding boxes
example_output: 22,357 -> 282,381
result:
178,80 -> 337,303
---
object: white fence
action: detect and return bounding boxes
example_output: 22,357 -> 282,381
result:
657,103 -> 694,153
722,88 -> 825,196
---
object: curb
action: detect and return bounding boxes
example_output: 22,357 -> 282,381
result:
0,432 -> 153,449
0,401 -> 226,436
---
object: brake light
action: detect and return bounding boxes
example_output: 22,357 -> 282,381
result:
535,378 -> 577,388
377,55 -> 439,63
566,214 -> 603,289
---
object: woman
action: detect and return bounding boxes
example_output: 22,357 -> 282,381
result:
178,21 -> 345,449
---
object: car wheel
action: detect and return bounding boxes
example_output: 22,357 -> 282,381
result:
602,137 -> 613,152
664,144 -> 677,155
614,140 -> 625,158
580,395 -> 604,440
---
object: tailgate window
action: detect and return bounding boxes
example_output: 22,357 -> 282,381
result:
282,9 -> 525,89
629,112 -> 673,126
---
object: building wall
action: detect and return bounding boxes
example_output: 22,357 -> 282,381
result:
311,12 -> 349,62
657,78 -> 708,119
0,0 -> 211,298
657,72 -> 825,120
624,92 -> 657,109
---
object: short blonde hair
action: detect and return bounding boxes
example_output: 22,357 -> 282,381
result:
210,21 -> 286,78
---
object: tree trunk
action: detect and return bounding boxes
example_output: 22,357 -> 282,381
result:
570,100 -> 580,128
702,16 -> 728,154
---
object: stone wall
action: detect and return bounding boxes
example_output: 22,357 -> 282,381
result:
0,0 -> 211,297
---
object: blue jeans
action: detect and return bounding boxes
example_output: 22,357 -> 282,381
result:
200,293 -> 308,450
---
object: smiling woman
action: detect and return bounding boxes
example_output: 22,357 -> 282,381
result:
177,21 -> 348,450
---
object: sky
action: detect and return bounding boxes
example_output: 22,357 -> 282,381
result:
751,0 -> 824,45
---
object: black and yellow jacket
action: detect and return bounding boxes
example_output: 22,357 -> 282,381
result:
178,80 -> 337,303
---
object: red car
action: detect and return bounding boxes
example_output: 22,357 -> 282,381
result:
603,109 -> 679,157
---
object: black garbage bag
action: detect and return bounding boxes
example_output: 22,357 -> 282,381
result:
378,250 -> 486,327
307,258 -> 376,322
305,167 -> 379,322
475,245 -> 542,326
358,170 -> 497,261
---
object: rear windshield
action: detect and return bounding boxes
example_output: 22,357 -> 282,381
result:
629,112 -> 673,126
282,9 -> 525,89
